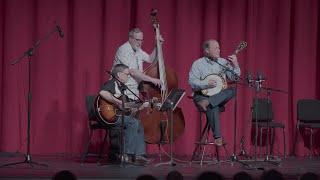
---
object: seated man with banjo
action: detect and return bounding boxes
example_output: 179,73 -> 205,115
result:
97,63 -> 151,165
188,39 -> 244,146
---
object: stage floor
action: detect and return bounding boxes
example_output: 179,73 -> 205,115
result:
0,152 -> 319,179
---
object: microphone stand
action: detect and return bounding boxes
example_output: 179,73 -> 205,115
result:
106,72 -> 143,167
212,59 -> 256,169
249,74 -> 287,167
106,71 -> 143,103
1,26 -> 61,168
260,86 -> 287,165
253,78 -> 263,161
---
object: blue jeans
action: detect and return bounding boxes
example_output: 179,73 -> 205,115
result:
109,116 -> 146,156
193,87 -> 236,138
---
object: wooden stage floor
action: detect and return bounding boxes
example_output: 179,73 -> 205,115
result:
0,152 -> 319,179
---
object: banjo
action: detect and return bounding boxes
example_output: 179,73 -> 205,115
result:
201,41 -> 247,96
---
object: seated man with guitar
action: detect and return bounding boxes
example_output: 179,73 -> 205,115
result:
188,39 -> 242,146
99,64 -> 150,165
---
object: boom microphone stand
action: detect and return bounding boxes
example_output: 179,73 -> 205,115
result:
247,72 -> 287,166
249,72 -> 265,161
1,25 -> 63,168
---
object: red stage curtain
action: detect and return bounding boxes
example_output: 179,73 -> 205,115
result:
0,0 -> 319,156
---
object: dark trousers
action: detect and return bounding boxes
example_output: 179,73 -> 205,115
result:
108,116 -> 146,161
193,87 -> 236,138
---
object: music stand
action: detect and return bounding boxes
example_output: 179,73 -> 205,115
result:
155,88 -> 185,167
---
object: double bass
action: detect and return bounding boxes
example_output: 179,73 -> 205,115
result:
139,9 -> 185,144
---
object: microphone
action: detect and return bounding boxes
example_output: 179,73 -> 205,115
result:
245,72 -> 254,84
256,72 -> 265,82
255,72 -> 265,92
56,25 -> 64,38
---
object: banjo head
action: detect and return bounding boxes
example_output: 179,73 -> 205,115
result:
201,74 -> 226,96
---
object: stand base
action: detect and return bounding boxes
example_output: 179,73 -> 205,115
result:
0,154 -> 48,168
239,156 -> 282,168
229,153 -> 266,170
154,159 -> 188,167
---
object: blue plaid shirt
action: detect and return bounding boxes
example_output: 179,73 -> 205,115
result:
188,57 -> 241,91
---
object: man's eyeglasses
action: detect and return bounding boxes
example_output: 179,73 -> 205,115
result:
120,72 -> 130,76
132,37 -> 144,42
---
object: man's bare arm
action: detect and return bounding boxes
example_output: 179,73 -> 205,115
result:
129,68 -> 161,87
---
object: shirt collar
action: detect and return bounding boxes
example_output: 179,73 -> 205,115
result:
126,41 -> 139,54
204,56 -> 216,65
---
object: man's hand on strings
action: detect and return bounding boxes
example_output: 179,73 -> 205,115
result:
208,79 -> 217,88
155,35 -> 164,45
227,55 -> 238,66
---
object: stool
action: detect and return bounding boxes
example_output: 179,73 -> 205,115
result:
191,109 -> 230,166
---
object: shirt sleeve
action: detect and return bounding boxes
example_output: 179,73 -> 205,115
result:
138,49 -> 150,63
100,80 -> 115,94
114,47 -> 131,67
188,61 -> 209,91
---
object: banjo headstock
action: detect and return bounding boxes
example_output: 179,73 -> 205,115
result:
234,41 -> 247,55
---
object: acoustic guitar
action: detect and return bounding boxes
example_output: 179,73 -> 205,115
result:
95,95 -> 158,125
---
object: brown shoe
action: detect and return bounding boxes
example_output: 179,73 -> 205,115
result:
214,137 -> 223,146
197,99 -> 209,111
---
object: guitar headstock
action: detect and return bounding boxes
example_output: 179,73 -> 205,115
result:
150,9 -> 159,29
234,41 -> 247,55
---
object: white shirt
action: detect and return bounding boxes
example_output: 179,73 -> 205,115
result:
113,41 -> 150,99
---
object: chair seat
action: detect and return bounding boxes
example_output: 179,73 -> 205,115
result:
253,122 -> 285,128
90,123 -> 109,129
299,123 -> 320,128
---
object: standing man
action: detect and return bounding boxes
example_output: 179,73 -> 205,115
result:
113,28 -> 161,100
188,39 -> 241,146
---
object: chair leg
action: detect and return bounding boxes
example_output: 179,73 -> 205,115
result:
283,127 -> 286,159
191,111 -> 205,162
215,145 -> 220,162
270,128 -> 274,156
191,143 -> 200,162
310,128 -> 313,159
200,124 -> 211,165
292,126 -> 299,156
98,129 -> 108,163
158,143 -> 162,162
191,118 -> 208,162
259,127 -> 263,158
81,130 -> 94,164
198,111 -> 204,159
